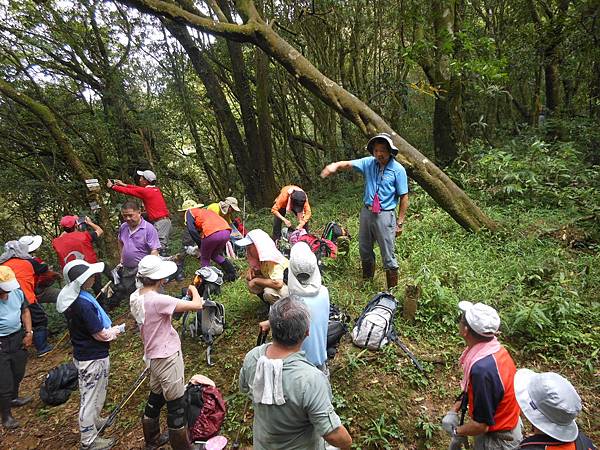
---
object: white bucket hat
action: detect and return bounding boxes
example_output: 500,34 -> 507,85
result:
137,255 -> 177,280
514,369 -> 581,442
137,169 -> 157,182
18,235 -> 43,253
458,301 -> 500,337
57,260 -> 105,313
366,133 -> 399,156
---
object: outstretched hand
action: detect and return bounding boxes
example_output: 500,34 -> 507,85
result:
320,163 -> 336,178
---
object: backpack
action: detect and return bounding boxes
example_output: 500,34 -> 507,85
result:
351,292 -> 398,350
327,303 -> 349,360
322,222 -> 349,243
297,234 -> 337,259
40,362 -> 79,406
185,383 -> 227,442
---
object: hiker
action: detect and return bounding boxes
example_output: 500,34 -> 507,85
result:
206,196 -> 240,225
0,241 -> 53,356
107,170 -> 172,255
179,200 -> 237,282
129,255 -> 205,450
513,369 -> 597,449
112,200 -> 161,307
271,185 -> 311,241
57,260 -> 126,450
259,242 -> 329,374
19,235 -> 61,304
240,296 -> 352,450
320,133 -> 409,289
235,229 -> 289,304
441,301 -> 521,450
0,266 -> 33,429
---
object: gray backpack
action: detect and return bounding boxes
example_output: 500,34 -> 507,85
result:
351,292 -> 398,350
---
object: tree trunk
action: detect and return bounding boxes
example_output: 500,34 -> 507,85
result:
0,78 -> 120,262
117,0 -> 497,232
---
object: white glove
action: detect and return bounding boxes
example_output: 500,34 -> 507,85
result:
448,435 -> 468,450
442,411 -> 460,436
117,323 -> 126,334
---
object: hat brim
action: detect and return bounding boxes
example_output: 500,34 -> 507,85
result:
27,235 -> 43,253
366,135 -> 399,156
229,203 -> 240,212
514,369 -> 579,442
458,300 -> 473,312
234,236 -> 253,246
136,170 -> 145,176
144,261 -> 178,280
178,203 -> 204,212
82,262 -> 105,283
0,278 -> 20,292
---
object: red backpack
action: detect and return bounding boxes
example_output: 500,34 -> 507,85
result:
298,234 -> 337,259
186,383 -> 227,441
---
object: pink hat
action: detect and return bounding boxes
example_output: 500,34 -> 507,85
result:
60,215 -> 78,228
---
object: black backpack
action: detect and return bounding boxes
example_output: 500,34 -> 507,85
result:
322,222 -> 347,243
326,303 -> 349,359
185,383 -> 204,430
40,362 -> 79,406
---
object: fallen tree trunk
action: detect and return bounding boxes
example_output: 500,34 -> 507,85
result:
117,0 -> 497,231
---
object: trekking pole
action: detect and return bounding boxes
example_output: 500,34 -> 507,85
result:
90,367 -> 149,442
390,334 -> 427,375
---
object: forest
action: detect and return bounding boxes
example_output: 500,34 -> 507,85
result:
0,0 -> 599,448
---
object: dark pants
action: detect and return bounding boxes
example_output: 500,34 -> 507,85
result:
0,331 -> 28,401
272,208 -> 309,240
28,302 -> 48,329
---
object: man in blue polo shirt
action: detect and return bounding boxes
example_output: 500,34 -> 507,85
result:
321,133 -> 409,288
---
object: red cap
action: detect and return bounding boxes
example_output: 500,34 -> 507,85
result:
60,215 -> 78,228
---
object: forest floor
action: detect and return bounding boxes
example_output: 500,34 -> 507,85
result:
1,140 -> 599,449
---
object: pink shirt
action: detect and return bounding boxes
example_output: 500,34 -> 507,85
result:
140,291 -> 181,359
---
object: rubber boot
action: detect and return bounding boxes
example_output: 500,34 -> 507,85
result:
361,260 -> 375,280
33,327 -> 53,357
386,269 -> 398,289
142,416 -> 169,450
1,398 -> 19,429
175,256 -> 186,282
168,426 -> 192,450
220,259 -> 237,282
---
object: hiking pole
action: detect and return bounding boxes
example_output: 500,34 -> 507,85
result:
90,367 -> 149,442
391,334 -> 427,375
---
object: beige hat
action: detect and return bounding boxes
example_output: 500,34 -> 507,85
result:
0,266 -> 19,292
178,199 -> 204,211
219,197 -> 240,214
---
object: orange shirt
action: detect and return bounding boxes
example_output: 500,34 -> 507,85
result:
2,258 -> 37,304
271,185 -> 312,224
189,208 -> 231,238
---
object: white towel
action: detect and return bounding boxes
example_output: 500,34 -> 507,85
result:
130,289 -> 145,326
252,355 -> 285,405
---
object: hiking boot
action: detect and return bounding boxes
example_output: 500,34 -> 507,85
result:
33,327 -> 53,356
220,259 -> 237,282
10,396 -> 32,407
80,436 -> 115,450
168,426 -> 192,450
37,344 -> 54,357
386,269 -> 398,289
142,416 -> 169,450
362,260 -> 375,280
2,414 -> 19,429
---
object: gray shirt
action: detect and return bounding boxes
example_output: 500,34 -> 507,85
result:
239,344 -> 342,450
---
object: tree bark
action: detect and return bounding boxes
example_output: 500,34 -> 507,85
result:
0,78 -> 120,261
117,0 -> 496,232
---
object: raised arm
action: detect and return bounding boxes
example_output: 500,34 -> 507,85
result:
320,161 -> 353,178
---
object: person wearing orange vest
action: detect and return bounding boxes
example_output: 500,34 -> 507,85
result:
514,370 -> 596,450
180,200 -> 237,282
442,301 -> 522,450
271,185 -> 311,241
0,241 -> 53,357
18,235 -> 61,305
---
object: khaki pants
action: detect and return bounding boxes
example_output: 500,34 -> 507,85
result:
149,351 -> 185,401
263,285 -> 289,304
474,419 -> 522,450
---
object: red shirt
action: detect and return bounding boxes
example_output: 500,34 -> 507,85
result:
112,184 -> 170,222
52,231 -> 98,268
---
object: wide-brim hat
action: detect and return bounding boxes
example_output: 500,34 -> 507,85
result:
514,369 -> 580,442
178,199 -> 204,211
18,235 -> 43,253
63,259 -> 105,284
234,235 -> 254,247
196,266 -> 224,285
366,133 -> 399,156
137,255 -> 178,280
220,197 -> 240,214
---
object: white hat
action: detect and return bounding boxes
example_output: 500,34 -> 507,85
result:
514,369 -> 581,442
234,234 -> 254,247
366,133 -> 399,156
458,301 -> 500,337
196,267 -> 223,285
137,170 -> 157,182
137,255 -> 177,280
219,197 -> 241,214
18,235 -> 43,253
57,260 -> 105,313
0,266 -> 20,292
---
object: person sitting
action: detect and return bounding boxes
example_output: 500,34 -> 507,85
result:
235,229 -> 289,304
0,266 -> 33,429
57,260 -> 125,450
514,369 -> 597,449
178,200 -> 237,282
271,185 -> 311,241
19,235 -> 61,304
129,255 -> 204,450
259,242 -> 329,374
239,296 -> 352,450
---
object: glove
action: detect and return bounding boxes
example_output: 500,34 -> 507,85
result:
448,435 -> 468,450
442,411 -> 460,436
117,323 -> 126,334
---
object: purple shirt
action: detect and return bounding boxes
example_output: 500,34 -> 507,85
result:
140,291 -> 181,359
119,218 -> 161,268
